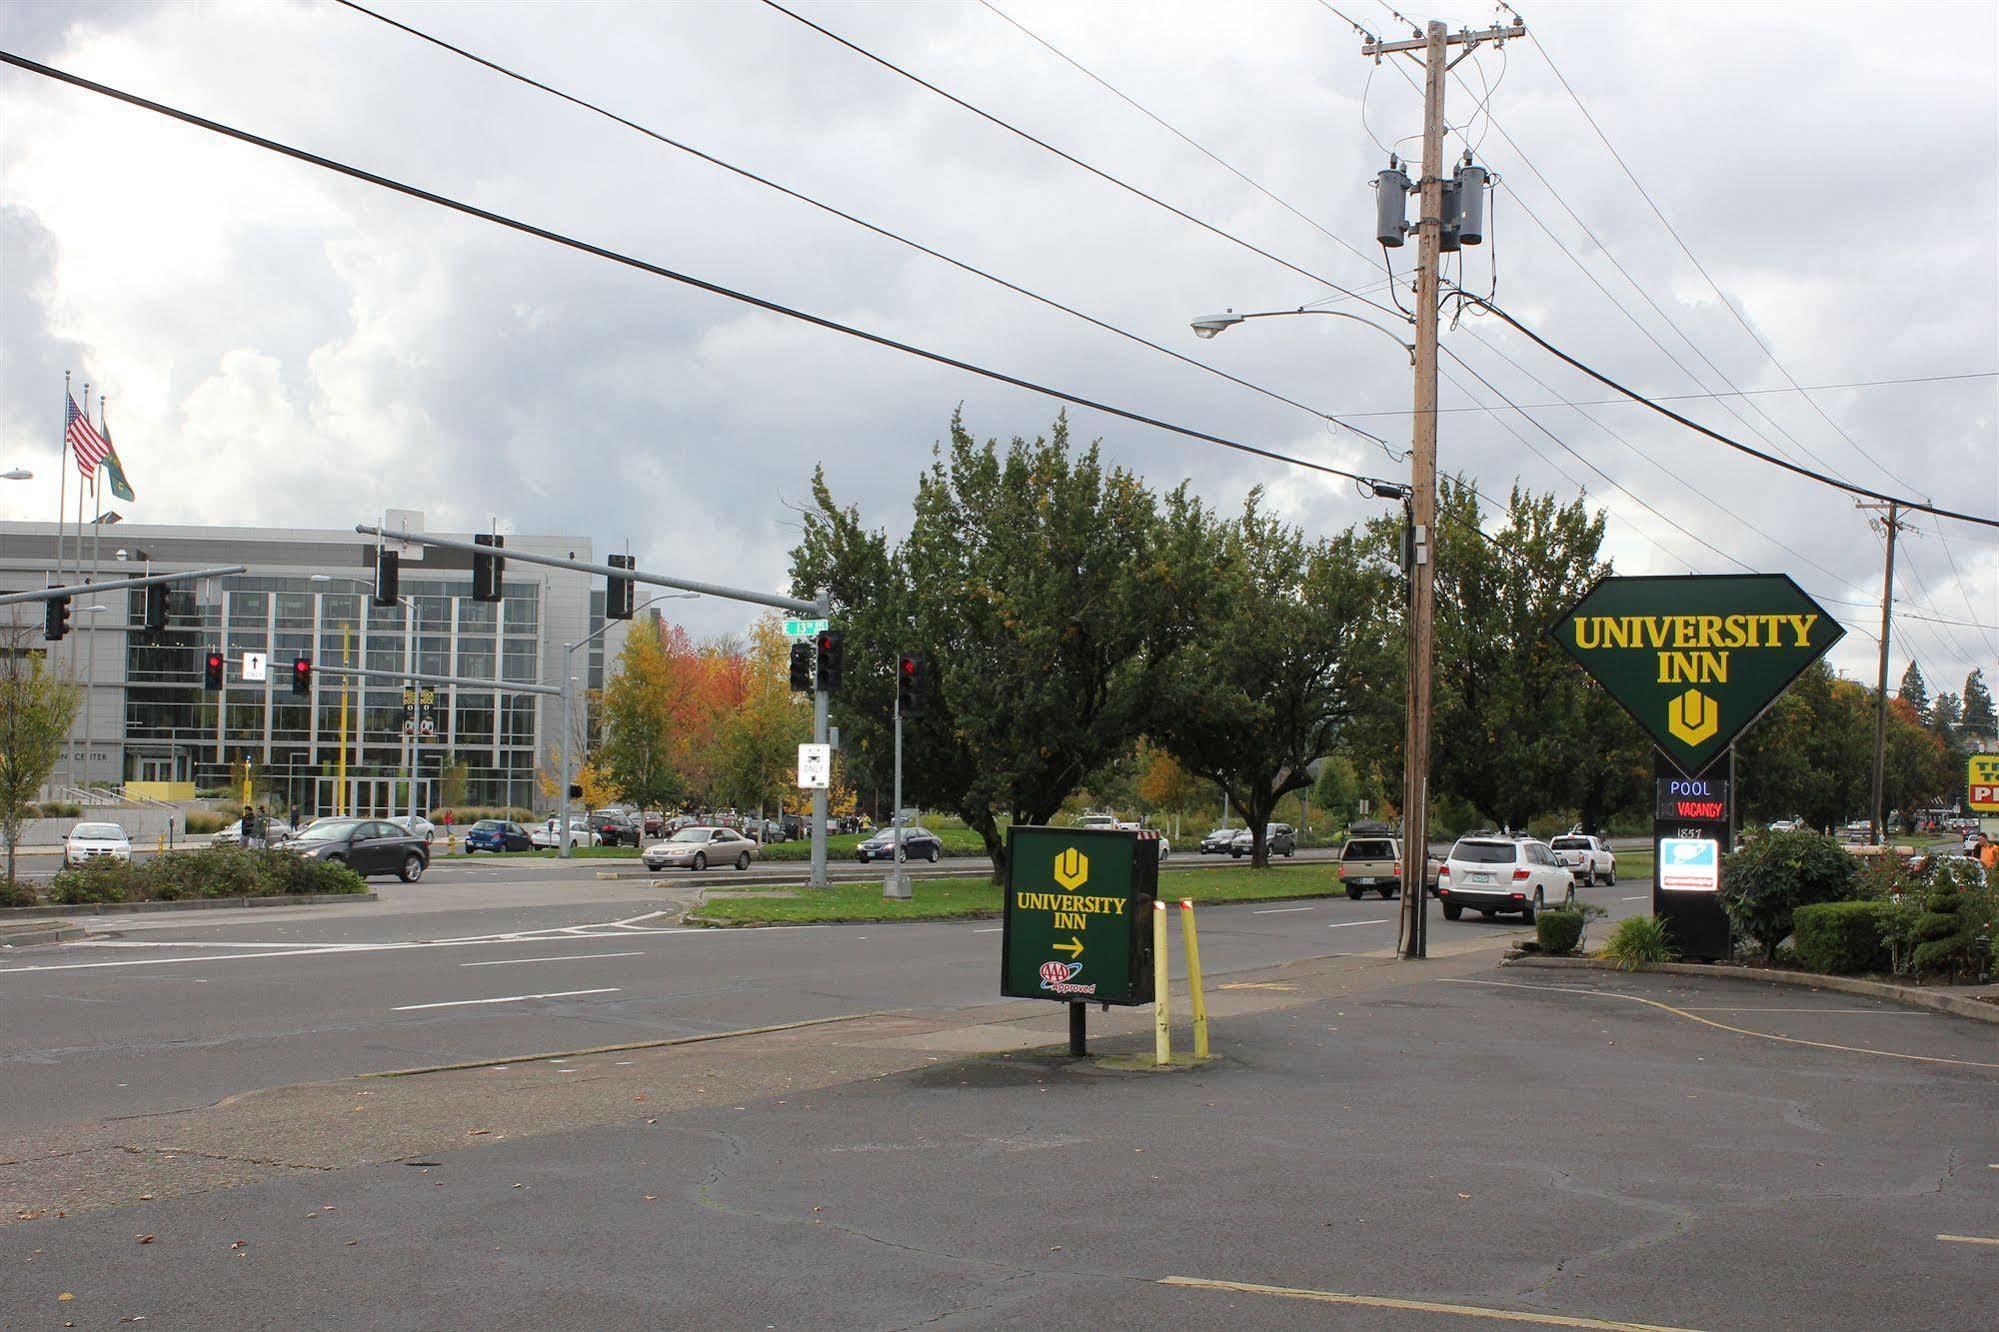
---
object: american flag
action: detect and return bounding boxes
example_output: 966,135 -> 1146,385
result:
65,393 -> 109,482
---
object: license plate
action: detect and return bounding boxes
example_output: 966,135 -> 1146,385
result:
1470,872 -> 1494,884
1355,877 -> 1378,885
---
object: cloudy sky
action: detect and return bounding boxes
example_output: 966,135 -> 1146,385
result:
2,0 -> 1994,691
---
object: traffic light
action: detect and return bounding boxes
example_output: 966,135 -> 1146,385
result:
373,548 -> 400,606
204,649 -> 225,690
292,654 -> 312,696
472,533 -> 505,603
143,582 -> 170,641
897,652 -> 927,716
43,593 -> 71,642
606,553 -> 635,620
789,641 -> 814,692
815,629 -> 843,692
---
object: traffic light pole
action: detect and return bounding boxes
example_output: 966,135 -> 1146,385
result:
809,591 -> 831,889
0,564 -> 247,607
885,685 -> 908,900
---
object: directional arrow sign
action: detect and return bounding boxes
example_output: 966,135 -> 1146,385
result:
1549,574 -> 1844,777
1052,936 -> 1084,959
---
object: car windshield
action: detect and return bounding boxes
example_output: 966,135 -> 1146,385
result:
73,823 -> 123,839
1342,841 -> 1395,859
1451,840 -> 1518,864
472,820 -> 504,831
670,828 -> 712,843
1549,838 -> 1591,851
297,820 -> 363,842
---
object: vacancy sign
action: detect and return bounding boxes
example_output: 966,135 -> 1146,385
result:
1658,838 -> 1720,892
797,743 -> 831,790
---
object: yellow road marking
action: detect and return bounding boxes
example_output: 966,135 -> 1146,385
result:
1159,1276 -> 1703,1330
1938,1234 -> 1999,1246
1218,982 -> 1297,991
1442,979 -> 1999,1071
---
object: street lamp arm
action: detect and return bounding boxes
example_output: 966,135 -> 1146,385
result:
1191,307 -> 1417,364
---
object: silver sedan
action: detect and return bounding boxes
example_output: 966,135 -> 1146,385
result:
643,826 -> 760,872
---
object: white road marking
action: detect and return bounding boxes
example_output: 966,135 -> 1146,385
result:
1621,895 -> 1649,901
392,988 -> 619,1012
1253,906 -> 1315,914
972,927 -> 1002,933
460,951 -> 646,968
1328,919 -> 1392,929
1937,1234 -> 1999,1246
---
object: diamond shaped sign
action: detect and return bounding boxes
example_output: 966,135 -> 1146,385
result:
1548,574 -> 1845,777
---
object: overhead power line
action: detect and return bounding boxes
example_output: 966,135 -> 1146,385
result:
756,0 -> 1405,321
1447,289 -> 1999,532
1316,371 -> 1999,419
0,51 -> 1397,494
330,0 -> 1392,450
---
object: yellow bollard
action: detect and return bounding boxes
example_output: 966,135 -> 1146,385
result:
1179,898 -> 1209,1060
1153,900 -> 1171,1066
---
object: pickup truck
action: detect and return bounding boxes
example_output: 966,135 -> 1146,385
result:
1548,834 -> 1615,886
1336,835 -> 1439,900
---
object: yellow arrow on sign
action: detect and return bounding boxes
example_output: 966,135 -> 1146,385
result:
1052,936 -> 1084,959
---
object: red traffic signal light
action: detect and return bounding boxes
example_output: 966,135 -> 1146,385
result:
204,650 -> 225,690
815,628 -> 843,692
897,652 -> 926,716
292,655 -> 312,696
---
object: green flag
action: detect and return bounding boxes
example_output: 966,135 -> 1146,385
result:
102,427 -> 135,503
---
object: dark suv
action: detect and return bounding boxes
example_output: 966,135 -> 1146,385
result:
590,811 -> 641,847
290,818 -> 430,881
1229,823 -> 1296,858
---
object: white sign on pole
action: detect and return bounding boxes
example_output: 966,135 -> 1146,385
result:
1658,837 -> 1720,892
242,651 -> 268,683
798,743 -> 831,790
383,508 -> 426,561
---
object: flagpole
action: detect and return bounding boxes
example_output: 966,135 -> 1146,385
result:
57,374 -> 72,790
83,394 -> 107,791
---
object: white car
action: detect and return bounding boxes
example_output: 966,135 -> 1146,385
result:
1767,817 -> 1804,833
1548,834 -> 1615,886
1436,836 -> 1574,923
211,817 -> 293,848
387,815 -> 436,846
530,817 -> 600,849
64,821 -> 131,868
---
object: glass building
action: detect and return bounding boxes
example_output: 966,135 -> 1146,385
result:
0,522 -> 622,816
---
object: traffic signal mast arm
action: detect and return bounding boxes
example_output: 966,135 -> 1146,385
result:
313,662 -> 564,697
0,564 -> 248,606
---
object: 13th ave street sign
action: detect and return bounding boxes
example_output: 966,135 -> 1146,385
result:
1000,825 -> 1153,1006
1550,574 -> 1844,777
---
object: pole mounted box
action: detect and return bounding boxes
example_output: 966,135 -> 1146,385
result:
1000,825 -> 1155,1006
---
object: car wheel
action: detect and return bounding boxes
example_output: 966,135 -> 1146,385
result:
1285,847 -> 1295,858
464,847 -> 475,856
1231,848 -> 1243,859
1442,902 -> 1463,920
1605,869 -> 1615,886
1346,885 -> 1363,901
1478,908 -> 1496,919
1378,887 -> 1396,900
895,847 -> 907,863
1522,890 -> 1541,924
1563,884 -> 1577,910
399,854 -> 425,883
692,852 -> 707,871
736,852 -> 750,871
927,846 -> 941,863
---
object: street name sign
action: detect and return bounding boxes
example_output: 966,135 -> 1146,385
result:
797,743 -> 831,790
1970,754 -> 1999,814
1001,825 -> 1154,1006
783,618 -> 830,638
1550,573 -> 1844,777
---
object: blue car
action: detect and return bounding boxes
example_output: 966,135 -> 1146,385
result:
855,826 -> 943,864
465,819 -> 533,853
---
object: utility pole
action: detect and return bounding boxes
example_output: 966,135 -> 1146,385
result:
1361,15 -> 1523,961
1858,499 -> 1904,845
884,679 -> 908,900
809,590 -> 831,888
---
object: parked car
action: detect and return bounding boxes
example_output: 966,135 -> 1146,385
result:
1767,817 -> 1804,833
387,814 -> 436,847
1229,823 -> 1296,858
590,811 -> 642,847
64,821 -> 132,868
211,816 -> 293,848
1337,835 -> 1402,899
464,819 -> 534,853
1436,836 -> 1573,922
1549,834 -> 1616,886
530,817 -> 600,850
289,818 -> 430,881
643,826 -> 759,872
1198,827 -> 1237,855
856,826 -> 944,863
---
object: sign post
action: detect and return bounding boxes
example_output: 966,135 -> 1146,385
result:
1550,574 -> 1843,961
1000,826 -> 1156,1056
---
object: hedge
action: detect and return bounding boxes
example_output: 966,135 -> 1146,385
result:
1535,908 -> 1585,956
1791,900 -> 1891,975
43,846 -> 366,906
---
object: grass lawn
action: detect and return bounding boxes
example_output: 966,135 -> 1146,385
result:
688,862 -> 1356,925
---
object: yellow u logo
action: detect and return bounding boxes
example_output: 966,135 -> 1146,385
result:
1054,848 -> 1089,891
1667,688 -> 1719,746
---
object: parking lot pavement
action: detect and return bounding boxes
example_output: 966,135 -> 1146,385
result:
2,957 -> 1989,1329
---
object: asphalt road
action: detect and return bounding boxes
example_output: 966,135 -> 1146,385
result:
0,871 -> 1653,1134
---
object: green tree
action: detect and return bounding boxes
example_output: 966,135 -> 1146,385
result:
1313,754 -> 1362,828
598,620 -> 692,813
713,617 -> 812,821
1962,669 -> 1995,738
1153,492 -> 1390,867
790,411 -> 1214,880
1895,661 -> 1930,722
440,753 -> 471,811
0,627 -> 80,886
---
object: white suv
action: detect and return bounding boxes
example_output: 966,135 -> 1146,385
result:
1437,836 -> 1574,923
1549,834 -> 1615,886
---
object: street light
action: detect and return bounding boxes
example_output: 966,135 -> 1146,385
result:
1190,307 -> 1417,364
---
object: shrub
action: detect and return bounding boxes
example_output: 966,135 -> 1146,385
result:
1535,908 -> 1585,956
49,856 -> 136,904
46,846 -> 368,905
0,878 -> 38,908
30,802 -> 82,820
1600,915 -> 1676,970
1721,829 -> 1859,959
1906,862 -> 1996,978
182,811 -> 231,835
430,806 -> 535,826
1791,900 -> 1891,974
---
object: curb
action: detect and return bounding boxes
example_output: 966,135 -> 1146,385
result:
1502,954 -> 1999,1025
0,920 -> 85,946
0,890 -> 379,919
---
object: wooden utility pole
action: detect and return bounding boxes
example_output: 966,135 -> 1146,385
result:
1362,16 -> 1522,959
1858,499 -> 1904,845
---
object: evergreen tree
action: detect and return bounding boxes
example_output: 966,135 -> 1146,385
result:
1895,662 -> 1930,721
1962,669 -> 1996,738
